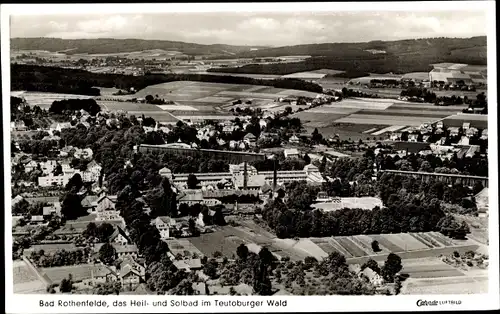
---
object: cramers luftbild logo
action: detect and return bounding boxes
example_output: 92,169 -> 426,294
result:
416,300 -> 439,307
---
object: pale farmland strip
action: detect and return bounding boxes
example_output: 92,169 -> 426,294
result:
327,238 -> 353,257
363,127 -> 379,134
410,233 -> 436,248
397,233 -> 431,250
417,233 -> 444,247
369,235 -> 404,253
372,125 -> 406,135
335,237 -> 367,257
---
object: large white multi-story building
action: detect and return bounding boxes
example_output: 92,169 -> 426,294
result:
159,162 -> 325,190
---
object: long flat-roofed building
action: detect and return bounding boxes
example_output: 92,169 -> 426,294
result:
159,163 -> 325,190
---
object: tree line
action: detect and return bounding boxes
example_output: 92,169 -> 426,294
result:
11,64 -> 324,95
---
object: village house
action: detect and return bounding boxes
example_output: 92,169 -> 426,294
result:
110,226 -> 132,245
120,264 -> 142,290
153,216 -> 176,240
74,148 -> 94,160
243,133 -> 257,147
39,160 -> 58,175
42,202 -> 62,217
173,258 -> 202,272
24,160 -> 39,173
480,129 -> 488,140
408,134 -> 419,142
115,245 -> 139,259
466,127 -> 479,137
30,215 -> 45,225
390,132 -> 402,141
11,120 -> 27,131
436,121 -> 444,129
38,174 -> 69,187
95,194 -> 120,221
91,265 -> 118,285
196,209 -> 216,228
462,122 -> 471,130
361,267 -> 385,287
284,148 -> 300,159
449,127 -> 460,137
289,134 -> 300,144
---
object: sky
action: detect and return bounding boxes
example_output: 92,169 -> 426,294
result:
10,11 -> 487,47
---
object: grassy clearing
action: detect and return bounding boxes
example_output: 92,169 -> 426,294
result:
335,237 -> 367,257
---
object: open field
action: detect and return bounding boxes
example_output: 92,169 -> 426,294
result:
98,101 -> 165,111
41,264 -> 96,283
281,71 -> 327,80
402,276 -> 488,294
336,114 -> 441,126
440,113 -> 488,129
13,260 -> 47,294
295,97 -> 464,138
12,91 -> 94,109
164,239 -> 205,257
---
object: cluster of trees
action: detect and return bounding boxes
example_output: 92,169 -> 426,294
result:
400,88 -> 438,103
340,87 -> 381,99
377,152 -> 489,177
49,99 -> 101,116
29,248 -> 91,267
11,97 -> 52,130
82,222 -> 115,243
12,199 -> 45,216
260,164 -> 473,239
11,64 -> 324,96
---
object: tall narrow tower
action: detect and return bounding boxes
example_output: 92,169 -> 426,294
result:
243,162 -> 248,190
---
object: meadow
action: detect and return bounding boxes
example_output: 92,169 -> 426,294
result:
294,97 -> 467,138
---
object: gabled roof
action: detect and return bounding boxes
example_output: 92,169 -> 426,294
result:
244,133 -> 256,140
110,226 -> 131,243
92,265 -> 116,278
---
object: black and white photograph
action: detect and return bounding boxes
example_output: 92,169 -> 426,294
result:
2,2 -> 498,313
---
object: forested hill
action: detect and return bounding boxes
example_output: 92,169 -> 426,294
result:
10,37 -> 267,55
208,37 -> 487,75
237,36 -> 487,63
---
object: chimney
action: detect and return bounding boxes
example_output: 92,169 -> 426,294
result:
243,162 -> 248,190
273,159 -> 277,191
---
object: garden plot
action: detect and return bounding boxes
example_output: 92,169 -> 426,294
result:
351,235 -> 389,254
334,237 -> 367,257
271,239 -> 313,261
427,232 -> 455,246
371,125 -> 406,135
385,233 -> 431,251
410,233 -> 442,248
165,239 -> 204,257
369,235 -> 404,253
